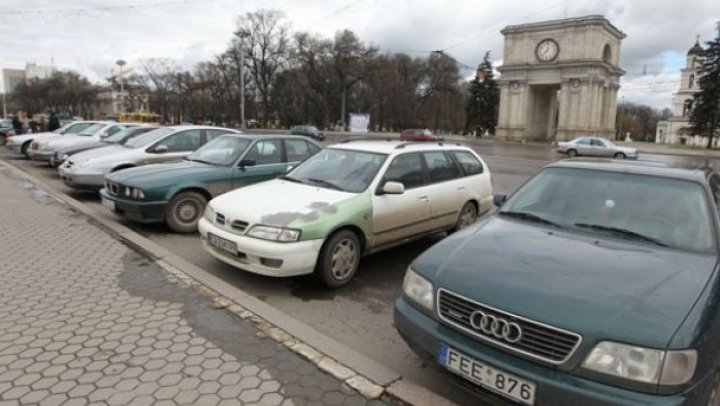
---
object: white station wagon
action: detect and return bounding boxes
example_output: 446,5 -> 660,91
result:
199,140 -> 493,287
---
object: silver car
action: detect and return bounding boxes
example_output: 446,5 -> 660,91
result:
5,121 -> 101,157
556,136 -> 638,159
29,122 -> 136,163
58,126 -> 240,190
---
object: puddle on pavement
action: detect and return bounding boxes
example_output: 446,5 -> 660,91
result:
118,252 -> 371,403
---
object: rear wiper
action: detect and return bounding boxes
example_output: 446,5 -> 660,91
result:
574,223 -> 668,247
499,211 -> 564,228
307,178 -> 345,191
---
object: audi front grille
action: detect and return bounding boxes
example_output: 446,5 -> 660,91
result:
437,289 -> 581,365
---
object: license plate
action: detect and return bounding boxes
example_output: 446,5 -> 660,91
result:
208,233 -> 237,255
438,343 -> 535,405
101,197 -> 115,211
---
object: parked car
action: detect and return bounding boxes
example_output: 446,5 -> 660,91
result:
394,158 -> 720,405
0,119 -> 14,145
5,121 -> 100,157
400,128 -> 442,142
290,125 -> 325,141
199,140 -> 493,287
29,121 -> 137,163
556,136 -> 637,159
58,126 -> 239,190
48,126 -> 158,168
100,134 -> 322,233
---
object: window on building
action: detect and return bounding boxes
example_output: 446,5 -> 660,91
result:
689,74 -> 695,89
602,44 -> 612,64
683,100 -> 693,117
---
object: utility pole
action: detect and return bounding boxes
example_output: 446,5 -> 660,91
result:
115,59 -> 127,115
2,92 -> 6,118
617,95 -> 625,141
236,32 -> 249,130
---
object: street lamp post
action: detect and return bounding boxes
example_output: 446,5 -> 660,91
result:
115,59 -> 127,115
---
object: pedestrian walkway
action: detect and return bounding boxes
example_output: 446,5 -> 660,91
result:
0,165 -> 378,406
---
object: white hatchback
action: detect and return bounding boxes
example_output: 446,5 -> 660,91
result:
199,140 -> 493,287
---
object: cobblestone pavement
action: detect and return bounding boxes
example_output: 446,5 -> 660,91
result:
0,165 -> 380,405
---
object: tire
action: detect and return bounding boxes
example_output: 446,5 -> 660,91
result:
567,149 -> 578,157
707,372 -> 720,406
613,152 -> 626,159
165,191 -> 207,233
21,141 -> 31,158
453,201 -> 478,233
315,230 -> 361,288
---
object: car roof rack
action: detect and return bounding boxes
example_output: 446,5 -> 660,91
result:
340,137 -> 396,143
394,141 -> 463,149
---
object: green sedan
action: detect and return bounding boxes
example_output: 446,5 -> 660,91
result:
100,134 -> 322,232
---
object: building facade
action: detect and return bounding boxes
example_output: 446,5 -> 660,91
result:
655,40 -> 712,146
495,16 -> 626,142
2,63 -> 56,93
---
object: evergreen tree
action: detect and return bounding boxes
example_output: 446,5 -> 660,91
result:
465,52 -> 499,136
689,29 -> 720,149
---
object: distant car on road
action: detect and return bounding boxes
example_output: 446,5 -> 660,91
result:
100,134 -> 321,233
400,128 -> 442,142
556,136 -> 637,159
290,125 -> 325,141
395,158 -> 720,405
48,126 -> 158,167
199,140 -> 493,287
58,126 -> 240,190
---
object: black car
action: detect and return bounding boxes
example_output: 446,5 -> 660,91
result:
290,125 -> 325,141
395,158 -> 720,405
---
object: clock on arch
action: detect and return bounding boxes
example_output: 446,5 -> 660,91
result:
535,39 -> 559,62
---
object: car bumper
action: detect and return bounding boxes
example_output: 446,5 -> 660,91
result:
99,189 -> 167,223
58,166 -> 107,189
28,150 -> 53,162
5,143 -> 24,156
198,218 -> 323,277
393,297 -> 714,406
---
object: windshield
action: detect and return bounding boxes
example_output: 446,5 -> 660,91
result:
78,123 -> 105,136
60,122 -> 94,134
186,135 -> 250,166
103,127 -> 154,144
124,128 -> 174,148
286,148 -> 387,193
500,167 -> 715,253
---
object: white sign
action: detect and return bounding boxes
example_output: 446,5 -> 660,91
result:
349,113 -> 370,133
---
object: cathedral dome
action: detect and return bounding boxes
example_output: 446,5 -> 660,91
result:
688,40 -> 705,56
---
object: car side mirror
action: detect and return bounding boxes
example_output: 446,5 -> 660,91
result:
239,159 -> 256,168
382,181 -> 405,195
286,165 -> 294,172
153,144 -> 169,154
493,194 -> 508,207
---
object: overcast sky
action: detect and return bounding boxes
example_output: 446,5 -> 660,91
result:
0,0 -> 718,109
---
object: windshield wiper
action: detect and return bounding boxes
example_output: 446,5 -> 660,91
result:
307,178 -> 345,191
187,158 -> 217,165
574,223 -> 668,247
499,211 -> 565,228
279,175 -> 304,184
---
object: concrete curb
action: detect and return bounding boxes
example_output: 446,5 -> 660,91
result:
0,157 -> 457,406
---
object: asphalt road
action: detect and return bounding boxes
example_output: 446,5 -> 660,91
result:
4,136 -> 713,405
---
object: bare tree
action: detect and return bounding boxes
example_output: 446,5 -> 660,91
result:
331,30 -> 376,129
140,58 -> 181,123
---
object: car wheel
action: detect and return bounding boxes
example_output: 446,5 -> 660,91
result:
165,191 -> 207,233
613,152 -> 626,159
453,202 -> 478,233
21,141 -> 31,158
316,230 -> 360,288
567,149 -> 578,157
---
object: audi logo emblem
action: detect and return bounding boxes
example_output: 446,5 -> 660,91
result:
469,311 -> 523,343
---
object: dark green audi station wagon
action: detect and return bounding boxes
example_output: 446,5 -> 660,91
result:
395,159 -> 720,405
100,134 -> 321,232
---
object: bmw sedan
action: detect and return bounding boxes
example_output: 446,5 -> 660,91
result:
556,136 -> 637,159
395,159 -> 720,405
59,126 -> 239,190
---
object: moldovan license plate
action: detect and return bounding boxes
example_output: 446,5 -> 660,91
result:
438,343 -> 535,405
101,197 -> 115,211
208,233 -> 237,254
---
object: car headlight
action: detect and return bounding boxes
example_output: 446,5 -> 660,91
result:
203,205 -> 215,222
122,187 -> 144,200
402,268 -> 434,311
583,341 -> 696,385
246,225 -> 301,242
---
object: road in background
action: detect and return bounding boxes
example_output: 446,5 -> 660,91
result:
3,135 -> 713,405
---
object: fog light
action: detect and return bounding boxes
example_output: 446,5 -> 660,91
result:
260,258 -> 283,268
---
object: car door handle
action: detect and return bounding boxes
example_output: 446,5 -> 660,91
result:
418,196 -> 429,201
457,186 -> 466,191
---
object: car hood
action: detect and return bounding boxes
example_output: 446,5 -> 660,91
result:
415,216 -> 717,348
209,179 -> 358,229
70,145 -> 144,168
106,160 -> 217,186
55,140 -> 106,155
45,135 -> 97,149
8,131 -> 57,144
